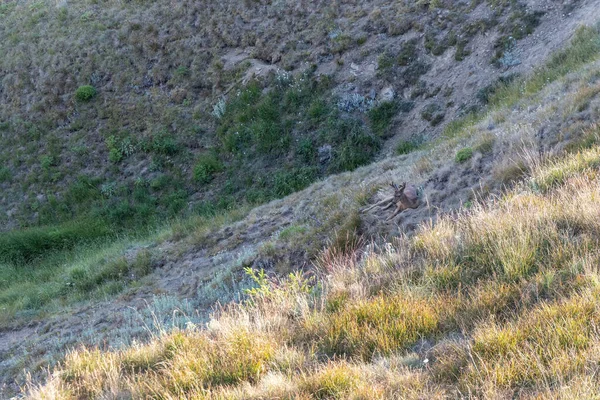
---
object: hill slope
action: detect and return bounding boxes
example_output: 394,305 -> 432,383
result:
0,0 -> 596,232
2,0 -> 600,397
1,18 -> 599,397
25,34 -> 600,397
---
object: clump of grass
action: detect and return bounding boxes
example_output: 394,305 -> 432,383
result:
193,153 -> 224,184
74,85 -> 97,102
308,293 -> 441,360
300,362 -> 360,399
56,326 -> 276,397
420,103 -> 445,126
396,140 -> 420,155
474,132 -> 496,154
0,218 -> 111,265
530,146 -> 600,192
368,101 -> 397,138
461,291 -> 600,389
0,166 -> 12,182
455,147 -> 473,163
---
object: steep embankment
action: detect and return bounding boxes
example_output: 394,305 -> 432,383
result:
2,20 -> 600,397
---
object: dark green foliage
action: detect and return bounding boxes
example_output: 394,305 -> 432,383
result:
477,74 -> 519,104
455,147 -> 474,163
40,155 -> 57,169
424,31 -> 449,56
273,166 -> 319,197
69,250 -> 153,293
194,153 -> 224,184
397,39 -> 418,66
212,72 -> 381,208
0,166 -> 12,182
328,120 -> 380,173
377,52 -> 396,72
151,132 -> 179,155
75,85 -> 97,101
506,10 -> 544,40
403,61 -> 431,85
396,137 -> 423,155
492,10 -> 544,66
368,101 -> 397,138
297,138 -> 316,163
455,40 -> 470,61
0,219 -> 111,265
308,99 -> 329,121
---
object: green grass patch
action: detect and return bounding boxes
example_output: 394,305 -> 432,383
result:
368,101 -> 397,138
75,85 -> 97,101
396,138 -> 423,155
455,147 -> 473,163
0,218 -> 112,265
193,153 -> 224,184
0,166 -> 11,182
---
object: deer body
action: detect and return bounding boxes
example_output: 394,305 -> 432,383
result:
363,182 -> 421,221
386,182 -> 420,221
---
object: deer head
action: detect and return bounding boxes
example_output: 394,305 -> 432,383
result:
390,182 -> 406,195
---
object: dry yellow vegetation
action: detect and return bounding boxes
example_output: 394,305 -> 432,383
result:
25,141 -> 600,398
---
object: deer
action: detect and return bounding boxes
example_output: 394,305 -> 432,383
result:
363,182 -> 422,221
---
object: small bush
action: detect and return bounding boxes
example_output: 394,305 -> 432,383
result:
397,38 -> 418,66
0,166 -> 12,182
193,153 -> 224,184
273,166 -> 319,197
151,133 -> 179,155
40,155 -> 57,169
368,101 -> 397,138
75,85 -> 97,101
108,148 -> 123,163
301,363 -> 359,399
455,147 -> 473,163
475,133 -> 496,154
396,138 -> 423,155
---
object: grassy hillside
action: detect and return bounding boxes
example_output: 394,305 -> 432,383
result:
26,123 -> 600,399
21,23 -> 600,398
0,0 -> 554,233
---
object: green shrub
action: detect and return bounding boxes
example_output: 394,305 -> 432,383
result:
396,138 -> 422,155
328,122 -> 380,173
193,153 -> 224,184
455,147 -> 474,163
75,85 -> 97,101
40,155 -> 57,169
0,166 -> 12,182
397,39 -> 418,66
308,99 -> 328,120
108,148 -> 123,163
0,219 -> 111,265
151,133 -> 179,155
368,101 -> 397,138
273,166 -> 319,197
